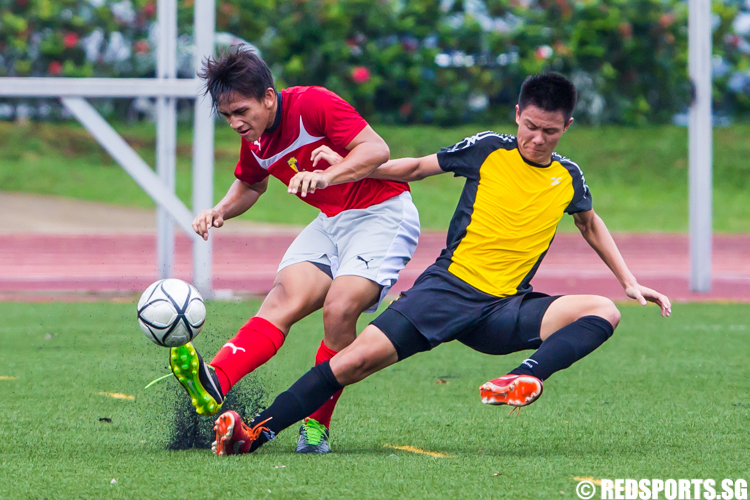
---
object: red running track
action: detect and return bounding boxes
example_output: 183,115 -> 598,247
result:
1,232 -> 749,302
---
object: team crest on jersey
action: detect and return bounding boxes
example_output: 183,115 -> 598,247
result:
287,157 -> 299,172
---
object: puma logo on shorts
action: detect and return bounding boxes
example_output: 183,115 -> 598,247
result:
356,256 -> 374,269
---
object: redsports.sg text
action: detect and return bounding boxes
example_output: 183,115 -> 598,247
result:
575,479 -> 748,500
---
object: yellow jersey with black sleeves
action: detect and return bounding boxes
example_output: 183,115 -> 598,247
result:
435,131 -> 592,298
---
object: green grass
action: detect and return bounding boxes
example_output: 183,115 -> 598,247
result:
1,301 -> 749,499
2,121 -> 750,231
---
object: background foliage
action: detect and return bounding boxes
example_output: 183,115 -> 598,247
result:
1,0 -> 750,124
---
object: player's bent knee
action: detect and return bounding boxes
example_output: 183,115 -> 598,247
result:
323,299 -> 362,326
590,296 -> 620,329
609,303 -> 622,328
277,282 -> 316,310
333,351 -> 376,385
260,284 -> 313,326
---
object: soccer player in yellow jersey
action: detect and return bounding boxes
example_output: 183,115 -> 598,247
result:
205,73 -> 672,455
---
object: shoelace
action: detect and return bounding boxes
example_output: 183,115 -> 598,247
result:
241,417 -> 273,442
144,373 -> 172,389
145,366 -> 220,396
507,406 -> 522,417
302,419 -> 327,446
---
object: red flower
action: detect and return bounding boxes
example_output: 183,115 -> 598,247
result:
63,33 -> 79,49
555,0 -> 571,17
618,22 -> 633,39
534,45 -> 553,60
133,40 -> 150,54
220,2 -> 236,15
554,41 -> 571,57
142,1 -> 156,17
48,61 -> 63,76
658,13 -> 675,29
351,66 -> 371,84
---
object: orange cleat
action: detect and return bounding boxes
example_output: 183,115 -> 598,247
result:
479,374 -> 543,407
212,410 -> 273,456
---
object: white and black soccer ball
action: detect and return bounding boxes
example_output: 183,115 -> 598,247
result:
137,279 -> 206,347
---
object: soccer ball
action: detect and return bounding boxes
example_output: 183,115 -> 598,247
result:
137,279 -> 206,347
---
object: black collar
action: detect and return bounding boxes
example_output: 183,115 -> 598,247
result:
518,150 -> 552,168
265,91 -> 282,134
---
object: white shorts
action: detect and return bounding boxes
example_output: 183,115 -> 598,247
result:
278,191 -> 421,312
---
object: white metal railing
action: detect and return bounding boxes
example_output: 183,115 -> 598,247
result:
0,0 -> 216,296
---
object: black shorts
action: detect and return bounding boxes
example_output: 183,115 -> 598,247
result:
371,265 -> 560,360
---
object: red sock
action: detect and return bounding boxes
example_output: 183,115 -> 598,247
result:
209,316 -> 285,394
306,341 -> 343,429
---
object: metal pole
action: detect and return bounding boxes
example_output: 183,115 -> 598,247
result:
156,0 -> 178,279
688,0 -> 713,292
61,97 -> 202,239
192,0 -> 216,296
0,77 -> 200,97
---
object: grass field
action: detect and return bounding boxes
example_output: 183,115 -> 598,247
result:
2,120 -> 750,232
1,300 -> 749,499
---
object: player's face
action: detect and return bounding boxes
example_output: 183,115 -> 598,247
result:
217,89 -> 277,142
515,104 -> 573,165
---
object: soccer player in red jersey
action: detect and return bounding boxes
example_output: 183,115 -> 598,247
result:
169,47 -> 420,454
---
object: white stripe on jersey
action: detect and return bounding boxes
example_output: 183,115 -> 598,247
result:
446,131 -> 514,153
251,117 -> 324,170
553,153 -> 589,191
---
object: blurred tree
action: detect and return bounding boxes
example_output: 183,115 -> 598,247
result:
1,0 -> 749,124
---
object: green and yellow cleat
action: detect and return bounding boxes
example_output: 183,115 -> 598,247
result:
170,342 -> 225,416
295,418 -> 331,454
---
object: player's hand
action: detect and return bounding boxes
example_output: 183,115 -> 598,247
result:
624,283 -> 672,317
288,171 -> 330,198
192,209 -> 224,241
310,145 -> 343,167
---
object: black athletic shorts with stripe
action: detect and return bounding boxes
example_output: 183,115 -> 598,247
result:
371,264 -> 560,360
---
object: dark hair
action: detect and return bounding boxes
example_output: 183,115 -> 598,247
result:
198,45 -> 275,109
518,72 -> 577,122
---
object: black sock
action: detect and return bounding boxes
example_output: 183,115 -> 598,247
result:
246,360 -> 344,452
509,315 -> 614,381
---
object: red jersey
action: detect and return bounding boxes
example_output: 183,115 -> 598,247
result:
234,86 -> 409,217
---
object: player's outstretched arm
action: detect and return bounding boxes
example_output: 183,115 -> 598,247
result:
573,209 -> 672,317
288,126 -> 389,197
192,178 -> 268,241
368,153 -> 444,182
304,147 -> 444,183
